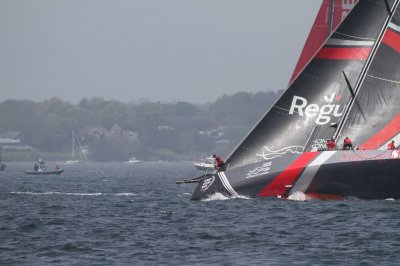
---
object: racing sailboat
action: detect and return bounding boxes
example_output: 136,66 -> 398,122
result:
180,0 -> 400,200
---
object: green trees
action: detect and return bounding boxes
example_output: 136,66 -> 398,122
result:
0,91 -> 280,161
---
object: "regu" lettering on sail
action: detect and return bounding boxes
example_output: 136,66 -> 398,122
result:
288,93 -> 344,125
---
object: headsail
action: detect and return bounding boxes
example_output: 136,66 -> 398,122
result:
338,4 -> 400,149
226,0 -> 398,169
290,0 -> 359,83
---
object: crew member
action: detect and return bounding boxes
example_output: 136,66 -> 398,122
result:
326,138 -> 336,150
342,137 -> 352,150
213,154 -> 226,172
388,140 -> 396,150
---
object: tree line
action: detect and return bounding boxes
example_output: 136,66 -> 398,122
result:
0,90 -> 281,161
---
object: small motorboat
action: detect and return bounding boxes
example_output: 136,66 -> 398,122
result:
124,157 -> 142,164
25,159 -> 64,175
193,156 -> 215,171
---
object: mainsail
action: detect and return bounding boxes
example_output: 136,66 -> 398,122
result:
226,0 -> 399,169
339,6 -> 400,149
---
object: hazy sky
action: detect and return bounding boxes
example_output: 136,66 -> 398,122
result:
0,0 -> 322,104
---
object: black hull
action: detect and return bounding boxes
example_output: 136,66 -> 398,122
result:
0,163 -> 5,171
191,150 -> 400,200
25,169 -> 64,175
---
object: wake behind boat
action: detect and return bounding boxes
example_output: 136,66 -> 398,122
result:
25,159 -> 64,175
182,0 -> 400,201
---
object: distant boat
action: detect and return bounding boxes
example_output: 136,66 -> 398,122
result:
65,130 -> 86,164
25,159 -> 64,175
193,156 -> 215,171
0,147 -> 6,171
125,157 -> 142,164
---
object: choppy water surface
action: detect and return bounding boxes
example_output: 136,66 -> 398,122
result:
0,161 -> 400,265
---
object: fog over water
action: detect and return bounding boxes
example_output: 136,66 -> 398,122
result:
0,0 -> 321,103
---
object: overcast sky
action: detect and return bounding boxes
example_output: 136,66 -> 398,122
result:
0,0 -> 322,104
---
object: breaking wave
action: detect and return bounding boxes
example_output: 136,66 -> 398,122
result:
202,193 -> 251,201
287,191 -> 308,201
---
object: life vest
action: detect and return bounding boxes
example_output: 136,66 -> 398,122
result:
215,156 -> 224,166
344,138 -> 352,144
388,142 -> 395,150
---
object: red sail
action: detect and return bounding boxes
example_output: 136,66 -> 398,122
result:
290,0 -> 358,83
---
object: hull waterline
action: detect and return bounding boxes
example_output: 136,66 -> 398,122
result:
25,169 -> 64,175
191,150 -> 400,200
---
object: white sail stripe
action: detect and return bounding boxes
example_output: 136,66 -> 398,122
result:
289,151 -> 337,194
388,22 -> 400,33
218,172 -> 230,195
218,172 -> 239,197
366,74 -> 400,84
221,172 -> 239,197
218,172 -> 235,196
326,38 -> 374,47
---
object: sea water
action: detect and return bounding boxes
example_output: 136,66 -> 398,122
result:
0,161 -> 400,265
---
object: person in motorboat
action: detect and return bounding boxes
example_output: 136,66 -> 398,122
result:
342,137 -> 353,150
213,154 -> 226,172
326,138 -> 336,150
388,140 -> 396,150
38,160 -> 46,171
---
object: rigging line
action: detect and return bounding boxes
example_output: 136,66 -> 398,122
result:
273,106 -> 293,113
385,0 -> 392,15
366,74 -> 400,84
335,31 -> 376,41
334,0 -> 400,140
350,149 -> 388,160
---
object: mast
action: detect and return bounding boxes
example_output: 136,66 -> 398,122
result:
72,130 -> 75,160
328,0 -> 335,35
333,0 -> 400,141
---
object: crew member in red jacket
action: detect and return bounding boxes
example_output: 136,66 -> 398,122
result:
326,138 -> 336,150
342,137 -> 353,150
213,154 -> 226,172
388,140 -> 396,150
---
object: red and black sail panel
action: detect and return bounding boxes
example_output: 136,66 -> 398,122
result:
290,0 -> 358,83
226,0 -> 396,169
382,22 -> 400,53
316,38 -> 373,60
339,5 -> 400,150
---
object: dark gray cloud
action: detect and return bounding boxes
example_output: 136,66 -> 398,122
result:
0,0 -> 321,103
